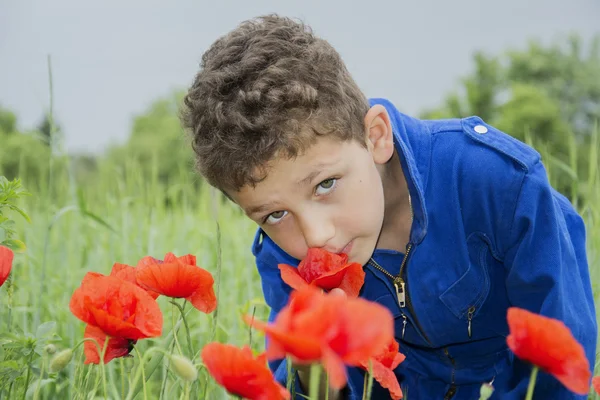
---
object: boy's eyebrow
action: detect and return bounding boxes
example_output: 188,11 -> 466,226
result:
247,201 -> 279,218
296,162 -> 337,186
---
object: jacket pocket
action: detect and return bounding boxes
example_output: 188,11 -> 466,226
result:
439,233 -> 491,321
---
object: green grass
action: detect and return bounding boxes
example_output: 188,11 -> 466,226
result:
0,160 -> 269,399
0,124 -> 599,399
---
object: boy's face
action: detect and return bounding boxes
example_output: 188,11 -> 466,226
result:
232,131 -> 391,266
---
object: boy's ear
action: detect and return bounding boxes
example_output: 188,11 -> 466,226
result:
364,105 -> 394,164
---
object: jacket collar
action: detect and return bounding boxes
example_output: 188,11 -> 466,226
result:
369,98 -> 431,244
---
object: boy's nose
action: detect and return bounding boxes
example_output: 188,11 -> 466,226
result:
299,215 -> 335,250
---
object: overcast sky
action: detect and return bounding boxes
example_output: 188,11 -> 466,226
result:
1,0 -> 598,153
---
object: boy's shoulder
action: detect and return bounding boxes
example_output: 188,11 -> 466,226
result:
424,114 -> 542,174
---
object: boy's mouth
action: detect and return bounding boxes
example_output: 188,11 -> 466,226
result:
337,240 -> 354,256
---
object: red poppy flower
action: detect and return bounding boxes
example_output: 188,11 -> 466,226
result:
278,248 -> 365,297
70,272 -> 163,340
506,307 -> 591,395
202,343 -> 290,400
358,339 -> 405,399
246,286 -> 394,389
592,376 -> 600,394
0,245 -> 14,288
135,252 -> 217,313
83,324 -> 135,364
110,262 -> 160,299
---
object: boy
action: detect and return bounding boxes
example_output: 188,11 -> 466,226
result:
181,14 -> 597,399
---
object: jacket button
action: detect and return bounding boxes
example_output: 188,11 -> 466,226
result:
474,125 -> 488,134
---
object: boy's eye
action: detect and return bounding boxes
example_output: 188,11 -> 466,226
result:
315,178 -> 337,195
264,210 -> 288,225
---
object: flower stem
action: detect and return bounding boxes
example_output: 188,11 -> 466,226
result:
21,352 -> 34,400
120,357 -> 126,400
33,354 -> 46,400
169,299 -> 193,357
286,356 -> 294,394
525,366 -> 539,400
309,364 -> 321,400
362,361 -> 374,400
101,336 -> 110,398
172,302 -> 183,355
125,347 -> 163,400
135,347 -> 148,400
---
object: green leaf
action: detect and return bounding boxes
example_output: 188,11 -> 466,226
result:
0,360 -> 19,370
76,187 -> 87,212
1,238 -> 26,253
7,203 -> 31,223
82,210 -> 117,233
35,321 -> 56,340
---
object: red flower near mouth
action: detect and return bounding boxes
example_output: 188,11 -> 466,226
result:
202,343 -> 290,400
278,248 -> 365,297
359,339 -> 405,399
506,307 -> 591,395
135,252 -> 217,313
0,245 -> 14,288
245,286 -> 394,389
83,324 -> 135,364
70,272 -> 163,340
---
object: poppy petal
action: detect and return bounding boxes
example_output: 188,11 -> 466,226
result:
506,307 -> 591,395
135,262 -> 214,299
298,248 -> 348,283
322,346 -> 348,390
186,285 -> 217,313
201,343 -> 290,400
0,245 -> 14,288
311,268 -> 347,290
592,376 -> 600,395
370,359 -> 403,400
110,263 -> 160,299
244,314 -> 322,362
278,264 -> 311,291
137,256 -> 162,267
176,254 -> 196,265
336,264 -> 366,297
70,273 -> 163,340
83,325 -> 134,364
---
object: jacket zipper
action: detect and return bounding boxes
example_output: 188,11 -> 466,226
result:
467,306 -> 476,338
368,245 -> 432,345
443,348 -> 457,399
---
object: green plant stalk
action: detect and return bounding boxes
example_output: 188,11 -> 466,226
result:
21,351 -> 34,400
170,300 -> 193,357
137,347 -> 148,400
120,357 -> 126,400
309,364 -> 321,400
125,347 -> 173,400
286,356 -> 294,394
33,354 -> 47,400
101,336 -> 110,399
525,366 -> 539,400
361,361 -> 374,400
172,302 -> 184,356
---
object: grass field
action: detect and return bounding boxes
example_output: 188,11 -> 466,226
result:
1,126 -> 599,399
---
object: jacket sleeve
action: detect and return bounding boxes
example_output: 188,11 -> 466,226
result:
500,160 -> 597,399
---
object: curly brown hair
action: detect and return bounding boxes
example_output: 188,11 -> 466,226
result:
180,14 -> 370,194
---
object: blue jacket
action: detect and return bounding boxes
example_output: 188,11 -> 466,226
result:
251,98 -> 597,399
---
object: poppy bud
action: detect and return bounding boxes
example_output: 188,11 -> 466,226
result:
478,382 -> 494,400
170,355 -> 198,382
49,349 -> 73,373
44,344 -> 57,354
